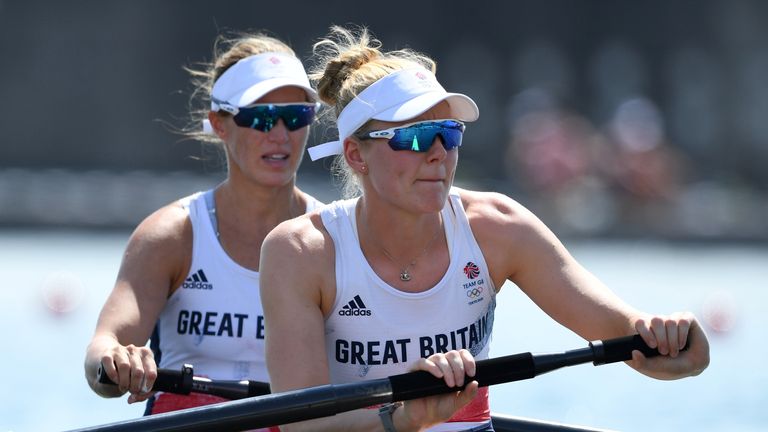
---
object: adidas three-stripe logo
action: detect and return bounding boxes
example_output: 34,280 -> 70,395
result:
182,269 -> 214,290
338,295 -> 371,316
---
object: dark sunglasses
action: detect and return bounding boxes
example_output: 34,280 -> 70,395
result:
355,119 -> 466,152
230,103 -> 318,132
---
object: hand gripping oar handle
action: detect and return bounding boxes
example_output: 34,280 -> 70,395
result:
96,363 -> 270,399
73,334 -> 680,432
390,352 -> 536,401
591,333 -> 668,365
97,363 -> 195,394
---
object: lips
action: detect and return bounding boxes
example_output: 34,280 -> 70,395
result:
263,153 -> 289,161
417,175 -> 445,182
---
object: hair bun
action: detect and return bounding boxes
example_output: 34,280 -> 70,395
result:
311,25 -> 435,117
316,46 -> 378,105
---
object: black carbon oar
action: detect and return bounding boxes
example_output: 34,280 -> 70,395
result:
73,334 -> 668,432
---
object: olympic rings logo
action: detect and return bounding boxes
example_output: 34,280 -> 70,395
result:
466,286 -> 484,298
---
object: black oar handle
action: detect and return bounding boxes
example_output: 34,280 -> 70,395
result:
96,364 -> 270,399
591,334 -> 690,365
97,363 -> 194,394
96,363 -> 271,399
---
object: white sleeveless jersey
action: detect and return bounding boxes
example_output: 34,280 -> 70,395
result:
321,188 -> 496,430
153,190 -> 323,382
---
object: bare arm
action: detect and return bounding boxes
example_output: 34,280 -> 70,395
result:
84,202 -> 191,400
462,189 -> 709,380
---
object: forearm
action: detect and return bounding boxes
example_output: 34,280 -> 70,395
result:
521,268 -> 642,342
563,293 -> 643,342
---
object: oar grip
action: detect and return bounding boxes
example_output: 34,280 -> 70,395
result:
96,363 -> 194,395
591,334 -> 689,365
388,352 -> 535,401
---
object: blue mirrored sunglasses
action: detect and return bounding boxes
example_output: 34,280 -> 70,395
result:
229,103 -> 318,132
355,119 -> 466,152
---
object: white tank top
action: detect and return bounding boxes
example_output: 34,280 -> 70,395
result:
153,190 -> 323,382
321,188 -> 496,430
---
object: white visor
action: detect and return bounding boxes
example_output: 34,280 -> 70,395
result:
202,52 -> 317,133
307,67 -> 479,160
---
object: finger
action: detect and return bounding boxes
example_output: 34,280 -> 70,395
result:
109,350 -> 132,393
431,354 -> 456,388
413,356 -> 444,379
650,317 -> 669,355
126,346 -> 146,395
454,380 -> 479,410
630,349 -> 647,369
444,351 -> 465,387
634,318 -> 657,349
127,390 -> 154,404
459,349 -> 476,378
665,318 -> 681,358
140,351 -> 157,394
676,315 -> 692,350
99,353 -> 120,386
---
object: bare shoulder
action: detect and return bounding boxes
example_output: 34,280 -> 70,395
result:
262,210 -> 334,280
263,210 -> 329,255
261,210 -> 336,314
128,198 -> 192,253
454,188 -> 562,285
456,188 -> 541,235
118,198 -> 193,289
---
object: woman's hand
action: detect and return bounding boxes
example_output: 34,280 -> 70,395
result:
394,349 -> 479,431
629,312 -> 710,380
99,343 -> 158,403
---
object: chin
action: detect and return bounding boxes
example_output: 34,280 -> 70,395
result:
418,192 -> 450,211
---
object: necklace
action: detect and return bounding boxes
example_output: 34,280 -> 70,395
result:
370,216 -> 443,282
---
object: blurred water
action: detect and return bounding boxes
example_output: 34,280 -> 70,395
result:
0,231 -> 765,432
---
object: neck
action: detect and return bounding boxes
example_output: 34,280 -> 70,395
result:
357,197 -> 443,260
215,177 -> 303,230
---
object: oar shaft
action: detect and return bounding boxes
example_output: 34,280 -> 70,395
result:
73,380 -> 395,432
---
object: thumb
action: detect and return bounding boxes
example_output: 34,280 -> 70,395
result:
454,380 -> 479,410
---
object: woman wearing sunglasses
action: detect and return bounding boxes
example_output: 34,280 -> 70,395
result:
84,32 -> 322,422
259,26 -> 710,432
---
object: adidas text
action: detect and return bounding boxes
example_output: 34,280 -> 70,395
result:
338,308 -> 371,316
182,281 -> 213,290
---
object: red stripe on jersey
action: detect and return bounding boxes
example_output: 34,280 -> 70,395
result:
447,387 -> 491,423
151,392 -> 280,432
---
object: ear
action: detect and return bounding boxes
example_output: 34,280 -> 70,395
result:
207,111 -> 228,140
343,136 -> 368,174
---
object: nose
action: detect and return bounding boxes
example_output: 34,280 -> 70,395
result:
266,118 -> 290,141
426,134 -> 448,162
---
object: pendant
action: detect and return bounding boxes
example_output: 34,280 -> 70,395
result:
400,270 -> 412,281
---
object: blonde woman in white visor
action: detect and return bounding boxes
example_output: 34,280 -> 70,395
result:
260,26 -> 710,432
84,33 -> 322,423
